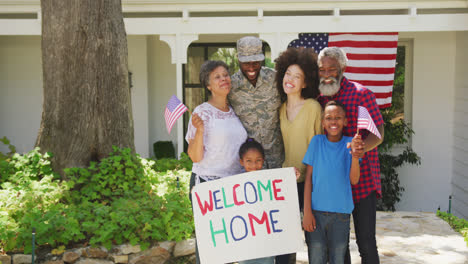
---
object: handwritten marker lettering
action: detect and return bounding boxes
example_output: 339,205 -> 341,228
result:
230,215 -> 248,241
233,184 -> 244,206
196,190 -> 213,216
210,218 -> 228,247
209,210 -> 283,246
195,178 -> 285,216
248,211 -> 271,236
257,180 -> 273,201
244,181 -> 258,204
197,178 -> 287,247
272,179 -> 285,200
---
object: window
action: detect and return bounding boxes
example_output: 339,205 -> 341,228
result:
385,40 -> 414,148
182,42 -> 270,151
182,43 -> 238,151
392,41 -> 413,127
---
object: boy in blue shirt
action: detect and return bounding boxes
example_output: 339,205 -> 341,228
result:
302,100 -> 364,264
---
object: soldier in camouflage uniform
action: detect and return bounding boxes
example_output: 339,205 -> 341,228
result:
228,36 -> 285,170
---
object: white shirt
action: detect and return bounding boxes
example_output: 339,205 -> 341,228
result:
185,102 -> 247,182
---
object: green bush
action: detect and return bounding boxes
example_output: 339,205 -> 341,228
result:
0,136 -> 16,159
1,147 -> 59,188
0,146 -> 194,253
152,152 -> 192,172
377,114 -> 421,211
0,148 -> 71,252
437,210 -> 468,246
153,141 -> 175,159
0,136 -> 18,184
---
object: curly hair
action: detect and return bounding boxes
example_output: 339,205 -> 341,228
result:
199,60 -> 229,96
274,47 -> 320,102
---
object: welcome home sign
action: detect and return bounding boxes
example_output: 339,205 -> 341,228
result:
191,168 -> 303,263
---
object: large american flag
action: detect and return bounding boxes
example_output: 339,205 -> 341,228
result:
357,106 -> 382,139
164,95 -> 188,134
289,32 -> 399,109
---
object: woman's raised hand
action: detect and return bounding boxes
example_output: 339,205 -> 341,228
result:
192,113 -> 204,132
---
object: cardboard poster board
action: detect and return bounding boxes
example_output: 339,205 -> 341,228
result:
191,168 -> 303,263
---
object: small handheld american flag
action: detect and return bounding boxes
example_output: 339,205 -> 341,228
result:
164,95 -> 188,134
357,106 -> 381,139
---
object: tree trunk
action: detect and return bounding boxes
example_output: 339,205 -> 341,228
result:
37,0 -> 134,177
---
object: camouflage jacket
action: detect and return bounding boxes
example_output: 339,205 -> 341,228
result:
228,67 -> 284,169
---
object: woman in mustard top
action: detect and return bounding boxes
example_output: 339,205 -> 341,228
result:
275,48 -> 322,263
274,47 -> 322,263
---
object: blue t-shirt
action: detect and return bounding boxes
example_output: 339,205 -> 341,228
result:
302,135 -> 354,214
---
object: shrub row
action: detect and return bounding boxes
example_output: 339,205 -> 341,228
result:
0,146 -> 194,253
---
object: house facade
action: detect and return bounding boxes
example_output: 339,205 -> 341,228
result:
1,0 -> 467,219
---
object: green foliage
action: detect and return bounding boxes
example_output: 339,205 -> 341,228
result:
65,147 -> 152,202
0,148 -> 71,252
152,152 -> 192,172
264,58 -> 275,69
0,147 -> 59,188
377,115 -> 421,211
377,46 -> 421,211
437,210 -> 468,246
0,136 -> 16,159
210,48 -> 239,75
1,146 -> 194,253
0,137 -> 17,184
153,141 -> 176,159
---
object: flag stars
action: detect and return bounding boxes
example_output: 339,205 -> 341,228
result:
288,33 -> 330,51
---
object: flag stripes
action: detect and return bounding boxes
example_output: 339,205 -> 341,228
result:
329,41 -> 398,48
345,66 -> 396,74
346,54 -> 396,60
357,106 -> 382,139
289,32 -> 399,109
164,95 -> 188,134
347,60 -> 396,68
343,73 -> 395,81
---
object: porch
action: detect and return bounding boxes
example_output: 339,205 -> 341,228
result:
296,211 -> 468,264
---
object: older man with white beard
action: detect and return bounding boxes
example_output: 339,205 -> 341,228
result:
317,47 -> 384,264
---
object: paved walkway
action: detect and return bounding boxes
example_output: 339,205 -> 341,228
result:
296,211 -> 468,264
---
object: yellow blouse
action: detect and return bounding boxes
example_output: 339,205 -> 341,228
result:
280,98 -> 322,182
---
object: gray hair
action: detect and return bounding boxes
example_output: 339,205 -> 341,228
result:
318,47 -> 348,69
199,60 -> 229,95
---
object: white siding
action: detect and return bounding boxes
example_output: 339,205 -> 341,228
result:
395,32 -> 455,213
128,36 -> 150,157
452,31 -> 468,219
0,36 -> 151,157
0,36 -> 42,154
146,36 -> 178,156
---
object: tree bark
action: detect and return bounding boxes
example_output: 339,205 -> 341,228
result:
37,0 -> 134,177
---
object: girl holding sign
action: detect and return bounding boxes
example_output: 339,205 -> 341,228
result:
237,138 -> 275,264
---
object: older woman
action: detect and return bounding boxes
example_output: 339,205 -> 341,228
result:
186,60 -> 248,264
274,47 -> 322,264
186,60 -> 247,188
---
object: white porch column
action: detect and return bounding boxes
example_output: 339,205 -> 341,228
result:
259,32 -> 300,61
160,33 -> 198,156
